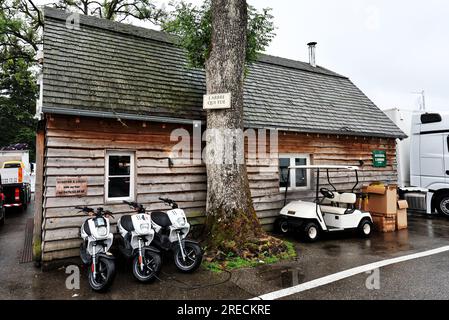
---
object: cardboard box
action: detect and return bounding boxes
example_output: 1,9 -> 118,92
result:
371,212 -> 396,233
367,184 -> 398,214
356,189 -> 369,212
396,200 -> 408,230
359,186 -> 370,212
397,200 -> 409,210
366,184 -> 386,195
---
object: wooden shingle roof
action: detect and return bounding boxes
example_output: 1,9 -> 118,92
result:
42,7 -> 406,139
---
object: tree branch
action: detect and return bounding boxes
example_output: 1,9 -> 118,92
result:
26,0 -> 44,27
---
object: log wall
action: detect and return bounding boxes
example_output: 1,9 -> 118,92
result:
40,114 -> 397,262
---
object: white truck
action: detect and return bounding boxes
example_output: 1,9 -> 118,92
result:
385,109 -> 449,216
0,150 -> 32,210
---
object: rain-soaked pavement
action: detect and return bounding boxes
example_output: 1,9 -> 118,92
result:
1,198 -> 449,300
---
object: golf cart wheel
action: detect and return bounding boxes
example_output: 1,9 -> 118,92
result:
303,222 -> 320,242
358,219 -> 373,238
435,194 -> 449,217
274,217 -> 289,234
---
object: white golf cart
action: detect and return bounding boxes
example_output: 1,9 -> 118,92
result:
275,165 -> 373,242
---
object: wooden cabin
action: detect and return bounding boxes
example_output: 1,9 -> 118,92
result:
33,8 -> 406,265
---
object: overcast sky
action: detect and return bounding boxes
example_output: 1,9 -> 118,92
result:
40,0 -> 449,112
252,0 -> 449,112
217,0 -> 449,112
157,0 -> 449,112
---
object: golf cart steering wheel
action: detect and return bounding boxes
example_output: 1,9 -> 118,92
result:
320,188 -> 334,199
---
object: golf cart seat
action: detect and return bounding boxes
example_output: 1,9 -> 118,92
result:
320,205 -> 347,215
321,192 -> 341,205
321,192 -> 356,205
339,193 -> 357,205
320,193 -> 357,215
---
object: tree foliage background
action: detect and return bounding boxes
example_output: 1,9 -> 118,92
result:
162,0 -> 275,70
0,2 -> 39,159
0,0 -> 274,162
0,0 -> 167,160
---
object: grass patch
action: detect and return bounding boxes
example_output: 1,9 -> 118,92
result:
203,240 -> 297,273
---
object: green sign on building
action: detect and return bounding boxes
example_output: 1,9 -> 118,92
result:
372,150 -> 387,168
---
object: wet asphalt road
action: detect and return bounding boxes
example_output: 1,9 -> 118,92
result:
1,198 -> 449,300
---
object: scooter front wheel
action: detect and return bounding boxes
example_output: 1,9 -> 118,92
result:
174,242 -> 203,273
132,250 -> 161,283
88,256 -> 115,292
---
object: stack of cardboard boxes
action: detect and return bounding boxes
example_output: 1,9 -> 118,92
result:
360,184 -> 408,233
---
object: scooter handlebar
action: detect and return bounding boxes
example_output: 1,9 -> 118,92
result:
75,206 -> 113,218
123,200 -> 140,209
104,210 -> 115,219
123,200 -> 146,213
75,206 -> 94,213
159,197 -> 178,209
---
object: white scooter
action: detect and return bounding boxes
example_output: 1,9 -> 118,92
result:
125,198 -> 203,273
77,206 -> 116,292
117,209 -> 162,282
275,165 -> 373,242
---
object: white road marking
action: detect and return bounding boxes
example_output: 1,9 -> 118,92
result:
251,245 -> 449,300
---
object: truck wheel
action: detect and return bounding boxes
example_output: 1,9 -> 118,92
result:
303,222 -> 320,242
19,189 -> 27,211
0,209 -> 5,226
436,194 -> 449,217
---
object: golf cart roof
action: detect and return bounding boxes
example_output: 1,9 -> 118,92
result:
288,165 -> 360,170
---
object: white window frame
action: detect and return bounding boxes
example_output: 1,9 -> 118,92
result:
279,154 -> 311,191
105,150 -> 135,203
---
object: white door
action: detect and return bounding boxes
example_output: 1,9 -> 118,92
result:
419,133 -> 445,188
445,135 -> 449,183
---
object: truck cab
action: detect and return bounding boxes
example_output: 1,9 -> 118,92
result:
410,112 -> 449,215
0,151 -> 32,211
2,161 -> 26,169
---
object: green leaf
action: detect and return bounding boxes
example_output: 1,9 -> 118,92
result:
162,0 -> 276,70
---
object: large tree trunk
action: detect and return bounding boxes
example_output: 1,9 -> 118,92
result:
204,0 -> 263,251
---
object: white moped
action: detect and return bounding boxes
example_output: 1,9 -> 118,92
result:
78,206 -> 116,292
117,209 -> 162,282
125,198 -> 203,273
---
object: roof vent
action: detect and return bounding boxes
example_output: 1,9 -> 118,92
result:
307,42 -> 317,67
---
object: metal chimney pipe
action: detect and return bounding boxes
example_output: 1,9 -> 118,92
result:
308,42 -> 317,67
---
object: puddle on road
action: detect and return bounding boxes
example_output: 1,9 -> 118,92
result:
280,268 -> 306,288
256,265 -> 305,288
320,244 -> 342,256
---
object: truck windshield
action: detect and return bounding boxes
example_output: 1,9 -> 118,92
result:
3,163 -> 21,168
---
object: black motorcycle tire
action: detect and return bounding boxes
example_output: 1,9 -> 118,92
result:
173,242 -> 203,273
87,256 -> 115,292
132,250 -> 162,283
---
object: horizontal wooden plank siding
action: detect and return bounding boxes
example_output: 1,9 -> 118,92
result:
278,133 -> 397,202
40,115 -> 397,262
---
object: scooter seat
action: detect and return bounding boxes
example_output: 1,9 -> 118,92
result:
151,211 -> 172,228
120,215 -> 135,232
